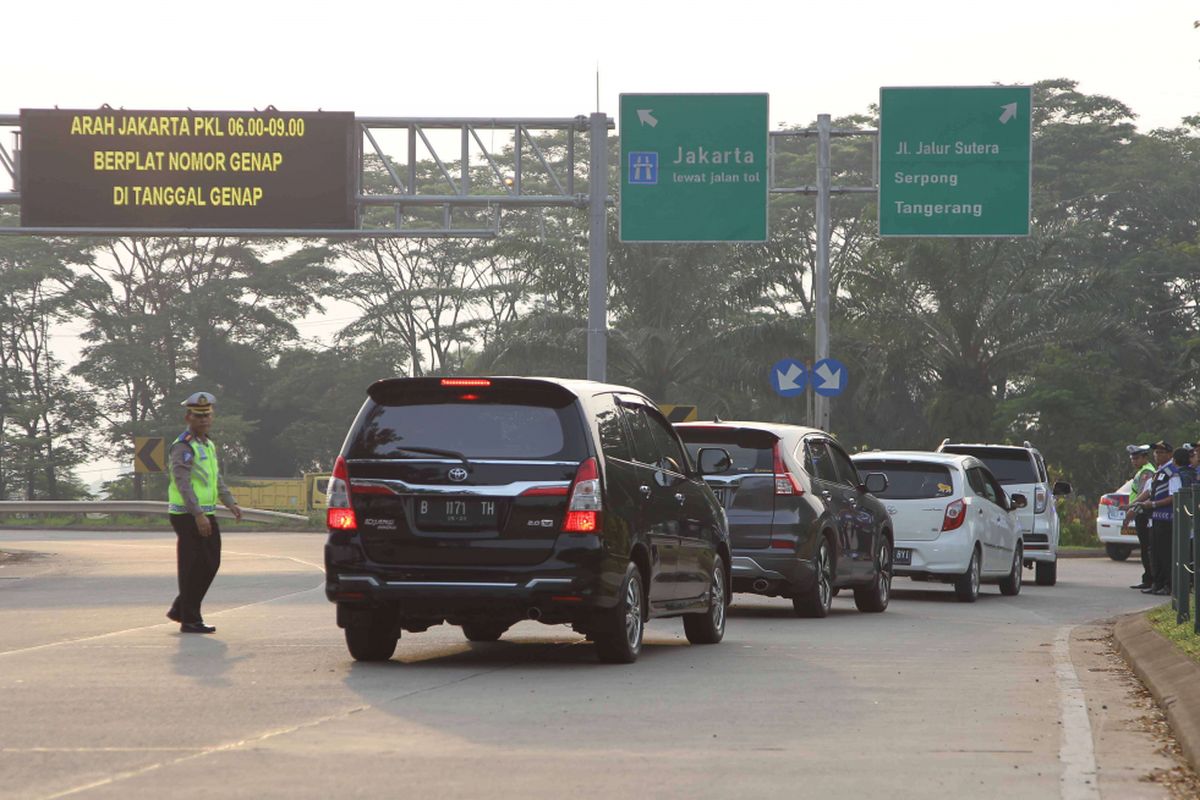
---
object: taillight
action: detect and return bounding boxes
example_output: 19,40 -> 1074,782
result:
562,457 -> 602,533
773,444 -> 803,496
326,455 -> 356,531
942,498 -> 966,531
441,378 -> 491,387
1035,487 -> 1048,514
1100,496 -> 1115,507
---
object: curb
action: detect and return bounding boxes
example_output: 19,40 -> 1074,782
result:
1059,549 -> 1106,558
1113,610 -> 1200,772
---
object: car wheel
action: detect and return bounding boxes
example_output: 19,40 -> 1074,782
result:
793,537 -> 834,618
594,562 -> 644,664
684,555 -> 727,644
1035,559 -> 1058,586
831,587 -> 841,597
345,613 -> 399,662
954,547 -> 981,603
1106,543 -> 1132,562
462,622 -> 508,642
999,543 -> 1023,596
853,536 -> 891,612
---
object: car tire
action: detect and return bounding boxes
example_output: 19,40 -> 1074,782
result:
1035,559 -> 1058,586
831,587 -> 841,597
954,547 -> 981,603
462,622 -> 508,642
999,543 -> 1023,596
793,537 -> 834,618
1106,543 -> 1132,562
684,555 -> 727,644
853,536 -> 891,613
345,614 -> 399,662
594,562 -> 644,664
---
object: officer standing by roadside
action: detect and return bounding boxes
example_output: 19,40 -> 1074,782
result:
166,392 -> 242,633
1123,444 -> 1157,589
1128,441 -> 1181,596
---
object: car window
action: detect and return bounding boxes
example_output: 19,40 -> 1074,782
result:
941,446 -> 1037,485
620,402 -> 660,465
806,440 -> 839,483
968,467 -> 999,506
981,468 -> 1009,508
1035,454 -> 1048,483
677,427 -> 776,474
853,460 -> 955,499
350,400 -> 586,460
594,394 -> 632,462
826,441 -> 860,486
642,407 -> 689,473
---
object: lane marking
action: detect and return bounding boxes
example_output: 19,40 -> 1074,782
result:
40,662 -> 527,799
1055,625 -> 1100,800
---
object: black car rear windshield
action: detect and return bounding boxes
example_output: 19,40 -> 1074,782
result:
349,399 -> 587,461
675,428 -> 777,474
854,461 -> 954,499
941,447 -> 1036,485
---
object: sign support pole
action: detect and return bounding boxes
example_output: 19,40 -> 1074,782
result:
587,111 -> 609,382
814,114 -> 832,431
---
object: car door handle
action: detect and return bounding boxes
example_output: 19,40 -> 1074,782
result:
639,485 -> 652,499
674,492 -> 686,506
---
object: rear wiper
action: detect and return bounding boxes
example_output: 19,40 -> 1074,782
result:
392,446 -> 469,465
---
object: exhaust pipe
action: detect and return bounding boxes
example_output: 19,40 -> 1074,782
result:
752,579 -> 770,593
527,607 -> 542,621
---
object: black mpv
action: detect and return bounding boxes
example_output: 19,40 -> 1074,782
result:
324,377 -> 731,663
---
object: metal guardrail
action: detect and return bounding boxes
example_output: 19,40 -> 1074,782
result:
0,501 -> 310,525
1171,488 -> 1199,633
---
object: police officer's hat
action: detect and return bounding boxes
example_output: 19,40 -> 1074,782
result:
1126,444 -> 1151,456
1151,439 -> 1173,452
181,391 -> 215,416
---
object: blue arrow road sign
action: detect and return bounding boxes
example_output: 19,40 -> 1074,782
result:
770,358 -> 807,398
812,358 -> 847,397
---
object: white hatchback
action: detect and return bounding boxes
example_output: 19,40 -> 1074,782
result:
852,451 -> 1027,602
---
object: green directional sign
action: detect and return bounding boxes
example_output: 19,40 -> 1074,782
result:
879,86 -> 1032,237
619,93 -> 768,243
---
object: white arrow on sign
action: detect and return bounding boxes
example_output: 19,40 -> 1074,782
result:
815,362 -> 843,390
775,363 -> 804,391
999,103 -> 1018,124
637,109 -> 658,128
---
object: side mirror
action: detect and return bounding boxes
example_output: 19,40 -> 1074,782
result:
697,447 -> 733,475
1009,493 -> 1028,510
1053,481 -> 1072,497
862,473 -> 888,494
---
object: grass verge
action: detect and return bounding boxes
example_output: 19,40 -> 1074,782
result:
1148,596 -> 1200,664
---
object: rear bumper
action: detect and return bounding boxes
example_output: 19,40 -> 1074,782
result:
324,536 -> 619,623
893,535 -> 974,576
1096,518 -> 1138,545
730,550 -> 814,594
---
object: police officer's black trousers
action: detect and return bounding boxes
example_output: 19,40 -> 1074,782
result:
1150,518 -> 1172,591
169,514 -> 222,624
1134,511 -> 1153,585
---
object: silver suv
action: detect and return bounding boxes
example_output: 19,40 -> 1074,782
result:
935,441 -> 1072,585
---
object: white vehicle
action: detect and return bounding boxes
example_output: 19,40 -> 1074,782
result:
851,451 -> 1026,602
936,441 -> 1072,586
1096,479 -> 1138,561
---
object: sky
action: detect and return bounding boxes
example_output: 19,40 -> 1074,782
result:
4,0 -> 1199,487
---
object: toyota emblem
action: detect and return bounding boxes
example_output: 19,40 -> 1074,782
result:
448,467 -> 469,482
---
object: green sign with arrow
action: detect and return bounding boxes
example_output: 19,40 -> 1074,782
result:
879,86 -> 1032,237
619,93 -> 769,243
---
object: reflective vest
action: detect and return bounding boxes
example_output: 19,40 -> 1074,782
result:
1151,462 -> 1179,522
1131,463 -> 1156,503
168,432 -> 220,515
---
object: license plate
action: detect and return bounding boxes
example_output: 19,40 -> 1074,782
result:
415,497 -> 498,529
712,487 -> 729,505
893,548 -> 912,566
1108,507 -> 1126,520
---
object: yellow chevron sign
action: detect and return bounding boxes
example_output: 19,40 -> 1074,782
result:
134,437 -> 165,473
659,404 -> 698,423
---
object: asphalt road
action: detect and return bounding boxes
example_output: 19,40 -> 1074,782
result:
0,531 -> 1177,799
